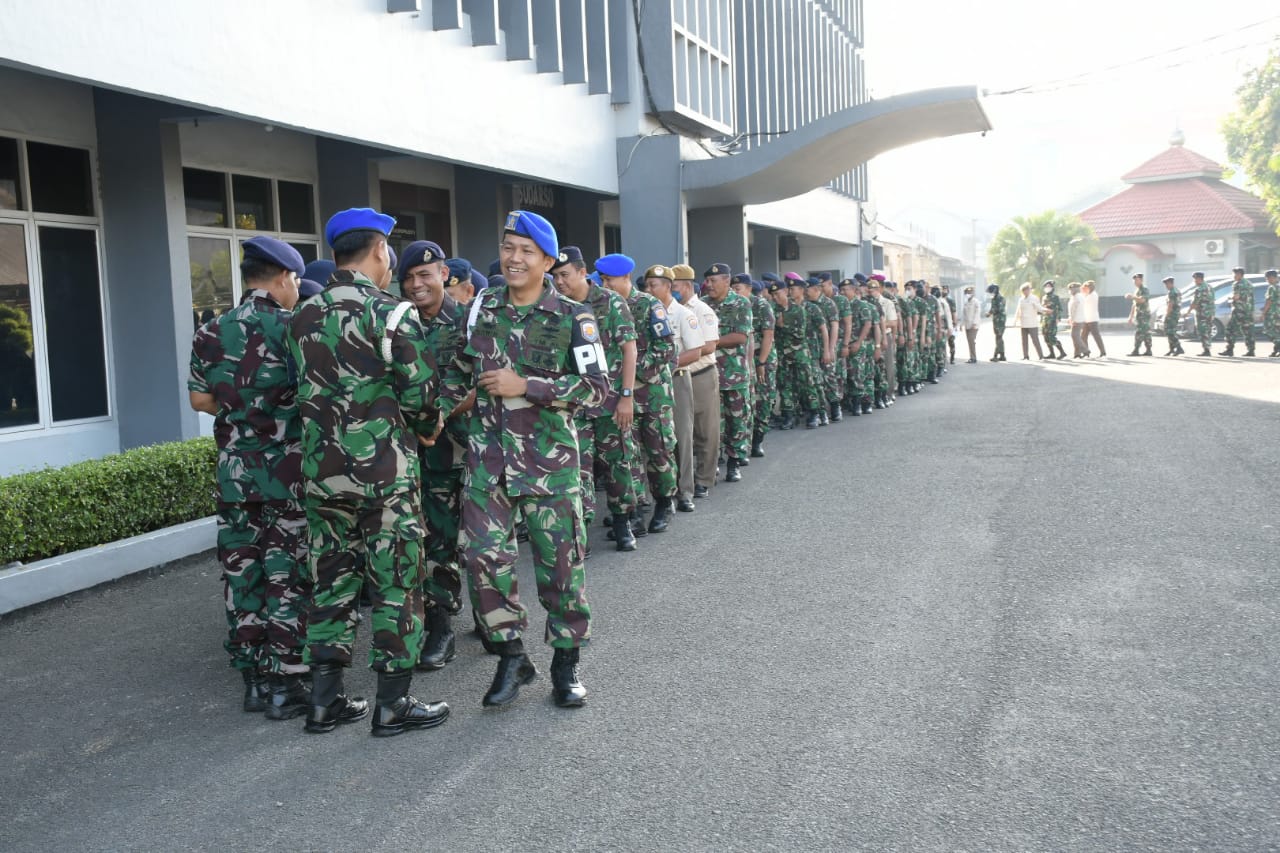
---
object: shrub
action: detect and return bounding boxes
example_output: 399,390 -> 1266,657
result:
0,437 -> 217,565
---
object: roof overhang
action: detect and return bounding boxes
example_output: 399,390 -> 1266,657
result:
1102,242 -> 1174,260
680,85 -> 991,208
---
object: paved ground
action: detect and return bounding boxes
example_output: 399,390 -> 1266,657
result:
2,331 -> 1277,852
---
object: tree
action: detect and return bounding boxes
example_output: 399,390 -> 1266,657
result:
1222,45 -> 1280,235
985,210 -> 1099,302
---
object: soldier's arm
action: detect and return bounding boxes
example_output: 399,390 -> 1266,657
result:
840,312 -> 853,354
389,313 -> 440,435
715,304 -> 749,349
523,313 -> 608,411
188,391 -> 216,414
758,327 -> 774,364
186,335 -> 218,415
436,314 -> 474,421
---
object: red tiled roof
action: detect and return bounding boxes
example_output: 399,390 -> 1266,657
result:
1079,178 -> 1274,239
1122,146 -> 1222,181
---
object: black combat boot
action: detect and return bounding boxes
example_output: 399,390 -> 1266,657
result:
805,411 -> 820,429
1271,344 -> 1280,357
241,669 -> 268,713
631,508 -> 648,537
264,673 -> 310,721
725,458 -> 742,482
610,513 -> 636,551
370,670 -> 450,737
304,663 -> 370,733
416,604 -> 456,671
483,640 -> 538,708
1243,346 -> 1255,357
848,398 -> 861,416
861,396 -> 873,414
926,370 -> 939,385
779,413 -> 795,430
647,496 -> 672,533
1219,345 -> 1234,356
750,429 -> 765,458
1128,348 -> 1141,356
829,401 -> 843,423
874,392 -> 887,410
550,647 -> 587,708
818,409 -> 829,426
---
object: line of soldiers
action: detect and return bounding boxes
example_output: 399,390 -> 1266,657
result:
188,206 -> 959,739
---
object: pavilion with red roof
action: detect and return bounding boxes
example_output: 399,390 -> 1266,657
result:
1078,132 -> 1278,300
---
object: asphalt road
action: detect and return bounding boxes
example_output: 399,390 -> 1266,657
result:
2,331 -> 1277,852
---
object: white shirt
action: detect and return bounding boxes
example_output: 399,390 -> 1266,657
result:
1016,293 -> 1044,327
876,294 -> 898,325
664,298 -> 705,358
685,294 -> 719,371
937,298 -> 954,332
1067,292 -> 1084,323
961,295 -> 981,329
1080,290 -> 1100,323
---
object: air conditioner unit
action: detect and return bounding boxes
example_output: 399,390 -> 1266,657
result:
1204,239 -> 1225,256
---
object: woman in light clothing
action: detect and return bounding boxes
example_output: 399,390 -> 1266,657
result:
1079,280 -> 1106,357
961,286 -> 981,363
1015,282 -> 1048,359
1067,282 -> 1086,357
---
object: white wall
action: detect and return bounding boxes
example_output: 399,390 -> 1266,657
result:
179,118 -> 317,182
746,188 -> 861,244
0,0 -> 619,193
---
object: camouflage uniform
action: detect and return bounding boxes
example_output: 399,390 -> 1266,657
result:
706,290 -> 754,461
1225,278 -> 1255,351
1042,292 -> 1063,354
818,294 -> 841,404
1190,280 -> 1215,351
914,293 -> 934,380
750,294 -> 777,436
442,280 -> 607,648
847,296 -> 877,403
832,291 -> 851,402
573,286 -> 636,522
288,269 -> 439,673
627,290 -> 678,500
189,290 -> 309,676
802,298 -> 830,399
1264,280 -> 1280,352
1164,286 -> 1183,354
897,293 -> 916,384
776,301 -> 823,417
1131,284 -> 1152,353
988,291 -> 1007,360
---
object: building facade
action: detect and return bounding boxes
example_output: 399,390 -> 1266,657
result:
0,0 -> 987,474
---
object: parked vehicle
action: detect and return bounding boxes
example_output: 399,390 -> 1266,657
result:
1151,275 -> 1271,340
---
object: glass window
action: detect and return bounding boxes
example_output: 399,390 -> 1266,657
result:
184,168 -> 228,227
0,223 -> 39,428
0,136 -> 21,211
37,227 -> 108,421
27,141 -> 94,217
232,174 -> 274,231
189,236 -> 235,330
288,242 -> 319,264
278,180 -> 315,234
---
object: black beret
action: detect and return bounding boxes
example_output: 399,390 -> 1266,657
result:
397,240 -> 447,282
241,236 -> 305,277
704,262 -> 732,277
731,273 -> 752,285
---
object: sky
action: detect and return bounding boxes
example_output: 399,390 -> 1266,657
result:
860,0 -> 1280,258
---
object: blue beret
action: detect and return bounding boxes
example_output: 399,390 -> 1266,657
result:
324,207 -> 396,248
554,245 -> 584,269
445,257 -> 473,287
818,272 -> 832,282
241,236 -> 305,277
731,273 -> 752,286
470,270 -> 488,289
503,209 -> 558,258
853,273 -> 868,284
587,271 -> 602,286
761,272 -> 781,283
298,279 -> 324,298
766,279 -> 786,294
751,279 -> 764,293
704,262 -> 731,277
487,274 -> 506,288
397,240 -> 447,282
595,253 -> 636,277
386,244 -> 397,275
488,259 -> 502,277
805,277 -> 822,287
303,259 -> 336,286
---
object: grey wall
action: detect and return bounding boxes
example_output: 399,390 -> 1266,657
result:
688,206 -> 749,277
94,89 -> 200,450
617,133 -> 686,268
316,139 -> 380,224
750,226 -> 783,276
453,166 -> 502,269
563,189 -> 604,258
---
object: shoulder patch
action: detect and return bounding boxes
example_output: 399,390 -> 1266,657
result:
576,312 -> 600,343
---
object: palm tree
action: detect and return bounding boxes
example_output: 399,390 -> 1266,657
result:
986,211 -> 1100,303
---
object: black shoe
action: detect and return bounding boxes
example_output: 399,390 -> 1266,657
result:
829,402 -> 843,423
1243,348 -> 1255,357
749,438 -> 765,458
1270,347 -> 1280,357
676,497 -> 695,512
1141,349 -> 1152,356
805,412 -> 819,429
861,396 -> 873,414
647,497 -> 672,533
818,410 -> 829,426
1219,347 -> 1234,356
417,604 -> 457,671
610,513 -> 636,551
550,647 -> 587,708
370,671 -> 449,737
1201,348 -> 1212,356
693,485 -> 710,499
1128,350 -> 1140,356
483,644 -> 538,708
304,663 -> 370,733
264,673 -> 309,720
515,522 -> 529,543
874,392 -> 887,409
725,459 -> 742,482
927,377 -> 939,384
631,510 -> 648,537
778,414 -> 795,430
241,669 -> 268,713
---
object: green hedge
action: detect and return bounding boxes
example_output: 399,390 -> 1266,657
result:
0,437 -> 217,565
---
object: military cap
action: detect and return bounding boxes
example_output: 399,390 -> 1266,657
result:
838,278 -> 857,289
324,207 -> 396,248
1067,282 -> 1080,290
1265,269 -> 1279,277
445,257 -> 473,288
397,240 -> 447,282
884,280 -> 897,289
470,269 -> 488,289
1162,276 -> 1175,283
761,272 -> 781,283
595,253 -> 636,277
502,209 -> 558,258
751,279 -> 764,293
853,273 -> 868,284
488,259 -> 502,277
731,273 -> 752,286
553,245 -> 584,270
587,271 -> 602,285
766,279 -> 787,294
1042,279 -> 1055,288
784,272 -> 806,285
818,272 -> 832,282
1192,271 -> 1205,278
963,285 -> 974,293
387,244 -> 397,276
643,264 -> 674,281
805,276 -> 821,287
704,262 -> 732,277
241,235 -> 305,277
871,274 -> 886,282
671,263 -> 697,281
303,259 -> 336,286
298,279 -> 324,298
1131,272 -> 1144,279
986,284 -> 1000,294
1232,265 -> 1246,273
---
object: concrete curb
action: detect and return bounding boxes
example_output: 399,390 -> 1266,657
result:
0,516 -> 216,615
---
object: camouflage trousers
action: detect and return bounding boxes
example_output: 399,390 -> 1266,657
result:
874,349 -> 889,394
822,356 -> 841,403
635,383 -> 678,499
777,350 -> 824,415
591,411 -> 636,516
1194,312 -> 1213,349
1265,315 -> 1280,344
753,361 -> 777,435
935,337 -> 947,367
216,501 -> 310,675
719,386 -> 752,461
459,486 -> 590,649
1226,310 -> 1254,347
845,342 -> 875,398
1042,322 -> 1061,351
421,466 -> 465,614
992,319 -> 1007,359
303,493 -> 425,673
574,415 -> 598,522
1133,316 -> 1152,350
1165,314 -> 1181,350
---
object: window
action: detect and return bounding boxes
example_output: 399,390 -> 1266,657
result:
0,223 -> 37,428
184,168 -> 228,227
604,224 -> 622,255
37,226 -> 108,420
27,141 -> 94,216
278,180 -> 315,234
189,236 -> 234,329
232,174 -> 273,231
0,137 -> 20,211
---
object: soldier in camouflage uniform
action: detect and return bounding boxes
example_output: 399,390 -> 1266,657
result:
814,276 -> 843,421
702,263 -> 754,479
551,247 -> 638,551
985,283 -> 1007,362
1040,281 -> 1067,359
746,277 -> 776,457
398,240 -> 472,673
441,210 -> 607,709
1220,266 -> 1255,356
770,278 -> 816,429
606,264 -> 678,533
838,278 -> 875,414
1186,272 -> 1215,356
1125,272 -> 1153,356
822,274 -> 848,422
914,282 -> 938,385
188,236 -> 310,719
288,208 -> 449,737
798,277 -> 834,424
1262,269 -> 1280,357
1160,276 -> 1186,356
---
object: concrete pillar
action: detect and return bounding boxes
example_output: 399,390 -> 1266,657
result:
93,89 -> 199,449
617,133 -> 686,267
563,189 -> 602,258
316,139 -> 380,224
688,205 -> 748,277
750,226 -> 782,276
453,166 -> 502,269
